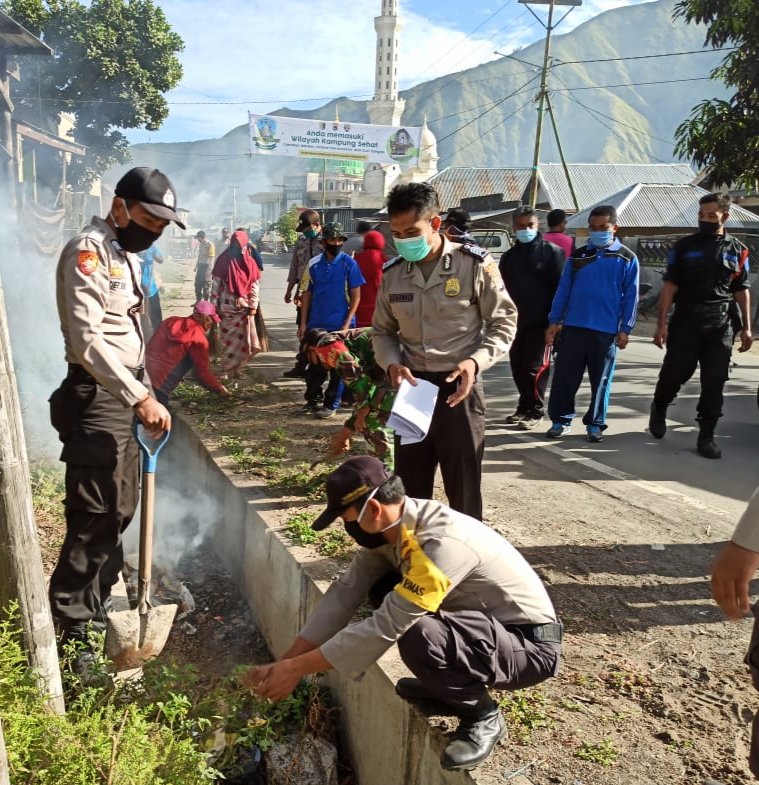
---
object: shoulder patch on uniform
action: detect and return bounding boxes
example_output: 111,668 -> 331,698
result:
383,255 -> 403,271
460,243 -> 488,262
77,250 -> 99,276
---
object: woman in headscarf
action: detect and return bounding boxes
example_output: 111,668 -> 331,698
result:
210,229 -> 262,378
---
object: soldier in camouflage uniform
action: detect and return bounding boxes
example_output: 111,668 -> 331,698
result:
304,327 -> 395,469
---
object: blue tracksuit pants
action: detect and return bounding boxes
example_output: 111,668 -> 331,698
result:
547,326 -> 617,430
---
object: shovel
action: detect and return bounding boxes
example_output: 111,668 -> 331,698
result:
105,424 -> 177,670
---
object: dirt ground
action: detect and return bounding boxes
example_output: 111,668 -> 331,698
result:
170,351 -> 753,785
32,253 -> 755,785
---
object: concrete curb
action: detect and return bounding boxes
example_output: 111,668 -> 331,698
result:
173,415 -> 527,785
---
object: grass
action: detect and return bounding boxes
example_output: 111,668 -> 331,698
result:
574,739 -> 620,766
498,689 -> 552,742
29,463 -> 65,527
284,513 -> 353,558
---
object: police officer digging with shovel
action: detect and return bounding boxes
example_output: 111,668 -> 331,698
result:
242,455 -> 562,771
48,167 -> 183,670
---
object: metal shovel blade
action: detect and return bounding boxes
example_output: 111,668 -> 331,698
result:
106,603 -> 177,670
106,425 -> 176,670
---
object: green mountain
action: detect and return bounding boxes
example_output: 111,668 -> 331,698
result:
121,0 -> 726,224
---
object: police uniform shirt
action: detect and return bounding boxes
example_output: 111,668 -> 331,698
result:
664,231 -> 750,307
288,235 -> 324,289
371,236 -> 518,373
733,488 -> 759,553
56,215 -> 150,407
298,497 -> 557,679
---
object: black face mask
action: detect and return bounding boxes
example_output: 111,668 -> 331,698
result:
698,221 -> 720,236
114,220 -> 162,253
324,243 -> 343,258
343,520 -> 387,549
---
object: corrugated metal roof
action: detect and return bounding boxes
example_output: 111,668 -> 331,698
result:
539,163 -> 696,210
565,183 -> 759,230
427,163 -> 697,212
0,11 -> 50,55
427,167 -> 532,211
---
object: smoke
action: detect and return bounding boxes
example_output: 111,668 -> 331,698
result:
0,211 -> 66,461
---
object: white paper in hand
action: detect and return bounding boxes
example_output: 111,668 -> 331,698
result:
387,378 -> 438,445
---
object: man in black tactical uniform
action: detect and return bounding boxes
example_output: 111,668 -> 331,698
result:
649,192 -> 752,459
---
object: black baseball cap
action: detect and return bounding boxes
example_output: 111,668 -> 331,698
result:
296,209 -> 321,232
115,167 -> 186,229
312,456 -> 390,531
443,208 -> 471,231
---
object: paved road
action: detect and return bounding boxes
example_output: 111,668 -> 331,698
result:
252,251 -> 759,526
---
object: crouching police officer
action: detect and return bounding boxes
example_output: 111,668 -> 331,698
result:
242,456 -> 562,771
48,167 -> 183,659
649,192 -> 752,459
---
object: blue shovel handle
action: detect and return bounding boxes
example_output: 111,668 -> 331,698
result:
133,421 -> 170,473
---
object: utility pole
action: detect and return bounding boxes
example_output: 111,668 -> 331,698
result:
230,186 -> 239,228
519,0 -> 582,208
0,270 -> 64,715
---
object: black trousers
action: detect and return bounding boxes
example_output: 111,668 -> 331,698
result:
398,609 -> 561,716
48,368 -> 140,625
395,373 -> 485,520
746,606 -> 759,778
653,315 -> 732,427
510,324 -> 550,417
304,363 -> 343,409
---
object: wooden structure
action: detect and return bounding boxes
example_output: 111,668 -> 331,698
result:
0,10 -> 64,715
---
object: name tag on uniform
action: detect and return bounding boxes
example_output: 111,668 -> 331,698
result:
389,292 -> 414,303
444,277 -> 461,297
109,280 -> 128,291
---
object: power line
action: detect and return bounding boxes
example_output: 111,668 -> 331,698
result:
553,47 -> 737,67
551,92 -> 674,146
553,76 -> 713,92
552,73 -> 671,164
406,0 -> 517,84
432,73 -> 541,146
447,97 -> 535,157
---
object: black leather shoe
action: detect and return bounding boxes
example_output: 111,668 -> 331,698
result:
441,708 -> 507,770
282,366 -> 306,379
395,678 -> 456,714
697,433 -> 721,459
649,402 -> 667,439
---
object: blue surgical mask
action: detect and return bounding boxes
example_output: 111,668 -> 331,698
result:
589,230 -> 614,248
516,228 -> 538,244
395,235 -> 431,262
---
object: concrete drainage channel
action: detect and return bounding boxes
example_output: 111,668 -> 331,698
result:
167,415 -> 526,785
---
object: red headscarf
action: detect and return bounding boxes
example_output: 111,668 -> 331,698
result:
211,230 -> 260,296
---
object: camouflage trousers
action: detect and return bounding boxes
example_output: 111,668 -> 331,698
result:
359,411 -> 394,471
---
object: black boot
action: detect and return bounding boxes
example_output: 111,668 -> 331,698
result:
649,401 -> 667,439
441,697 -> 507,771
697,425 -> 721,459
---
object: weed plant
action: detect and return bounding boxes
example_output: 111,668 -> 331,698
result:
0,604 -> 328,785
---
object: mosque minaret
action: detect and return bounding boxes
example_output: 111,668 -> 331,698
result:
367,0 -> 406,127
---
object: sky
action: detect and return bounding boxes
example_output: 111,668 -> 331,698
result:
129,0 -> 652,145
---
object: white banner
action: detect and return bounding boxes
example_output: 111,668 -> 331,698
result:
248,113 -> 421,166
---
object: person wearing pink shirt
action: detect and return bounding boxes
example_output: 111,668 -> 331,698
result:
543,209 -> 575,260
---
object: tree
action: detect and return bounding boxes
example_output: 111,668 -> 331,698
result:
2,0 -> 184,187
276,207 -> 302,248
673,0 -> 759,187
